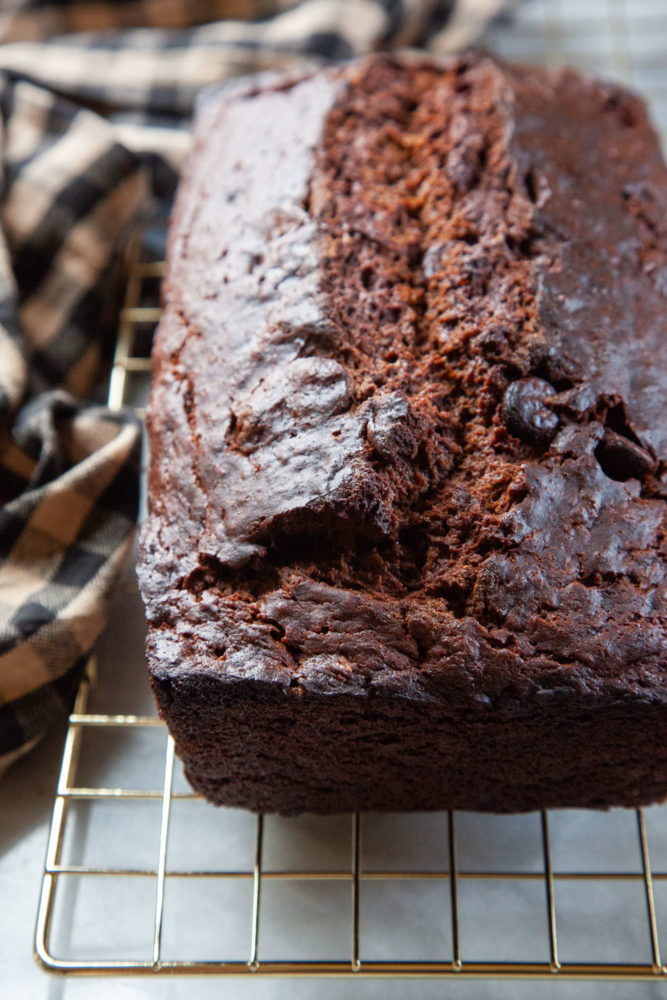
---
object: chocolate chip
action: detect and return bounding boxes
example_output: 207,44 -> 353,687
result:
595,428 -> 657,481
503,377 -> 559,445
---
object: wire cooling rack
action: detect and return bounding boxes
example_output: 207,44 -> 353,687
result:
31,651 -> 667,980
35,0 -> 667,981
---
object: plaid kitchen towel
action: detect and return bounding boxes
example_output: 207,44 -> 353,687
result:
0,0 -> 510,773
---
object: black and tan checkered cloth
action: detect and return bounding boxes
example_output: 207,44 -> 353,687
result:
0,0 -> 509,773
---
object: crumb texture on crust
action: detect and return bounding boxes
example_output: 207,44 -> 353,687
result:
139,53 -> 667,721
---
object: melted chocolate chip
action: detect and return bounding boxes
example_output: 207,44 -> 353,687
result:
503,377 -> 559,445
595,428 -> 657,481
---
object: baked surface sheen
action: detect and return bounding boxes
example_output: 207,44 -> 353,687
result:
139,53 -> 667,814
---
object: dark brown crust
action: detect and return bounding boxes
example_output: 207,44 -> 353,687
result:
138,53 -> 667,814
150,672 -> 667,814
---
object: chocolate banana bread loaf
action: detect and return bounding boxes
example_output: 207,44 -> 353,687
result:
138,52 -> 667,814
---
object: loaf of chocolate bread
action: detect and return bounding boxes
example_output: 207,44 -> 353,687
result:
138,53 -> 667,814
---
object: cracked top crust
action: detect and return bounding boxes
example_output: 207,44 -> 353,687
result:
138,53 -> 667,713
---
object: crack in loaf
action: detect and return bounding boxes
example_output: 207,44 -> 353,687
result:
138,52 -> 667,814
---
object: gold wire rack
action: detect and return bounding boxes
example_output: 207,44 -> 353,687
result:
34,0 -> 667,981
32,655 -> 667,980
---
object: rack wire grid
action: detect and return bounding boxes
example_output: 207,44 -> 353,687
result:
34,0 -> 667,981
